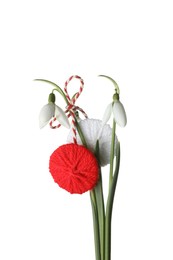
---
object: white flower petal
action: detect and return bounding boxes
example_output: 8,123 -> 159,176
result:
55,105 -> 70,129
39,103 -> 55,129
112,101 -> 127,127
97,103 -> 113,139
67,119 -> 118,166
102,103 -> 112,126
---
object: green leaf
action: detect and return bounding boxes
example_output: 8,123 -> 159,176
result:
75,120 -> 88,147
105,142 -> 120,260
72,92 -> 78,100
94,141 -> 105,260
90,190 -> 102,260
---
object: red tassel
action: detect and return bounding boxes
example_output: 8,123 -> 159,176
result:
49,143 -> 99,194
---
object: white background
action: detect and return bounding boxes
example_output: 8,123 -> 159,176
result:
0,0 -> 173,259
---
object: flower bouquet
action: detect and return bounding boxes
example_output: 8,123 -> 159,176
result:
36,75 -> 127,260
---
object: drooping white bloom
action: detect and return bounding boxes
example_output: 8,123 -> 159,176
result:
102,100 -> 127,127
112,100 -> 127,127
39,103 -> 70,129
67,119 -> 118,166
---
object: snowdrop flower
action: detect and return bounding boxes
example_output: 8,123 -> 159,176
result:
39,93 -> 70,129
98,75 -> 127,127
102,94 -> 127,127
67,119 -> 118,166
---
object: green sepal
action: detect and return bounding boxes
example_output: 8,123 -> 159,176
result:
113,93 -> 119,101
48,93 -> 55,103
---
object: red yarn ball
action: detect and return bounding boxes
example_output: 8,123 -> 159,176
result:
49,143 -> 99,194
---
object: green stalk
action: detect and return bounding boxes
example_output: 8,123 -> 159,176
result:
75,121 -> 101,260
34,79 -> 68,103
98,75 -> 120,94
94,141 -> 105,260
109,119 -> 116,191
105,143 -> 120,260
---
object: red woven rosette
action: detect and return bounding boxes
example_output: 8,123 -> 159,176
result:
49,143 -> 99,194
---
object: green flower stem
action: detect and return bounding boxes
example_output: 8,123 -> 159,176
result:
109,119 -> 116,191
105,143 -> 120,260
94,141 -> 105,260
94,174 -> 105,260
76,122 -> 104,260
98,75 -> 120,94
52,88 -> 68,103
34,79 -> 68,103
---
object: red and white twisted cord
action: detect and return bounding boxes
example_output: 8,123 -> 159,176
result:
49,75 -> 88,144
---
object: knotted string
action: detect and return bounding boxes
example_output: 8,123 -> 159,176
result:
49,75 -> 88,144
